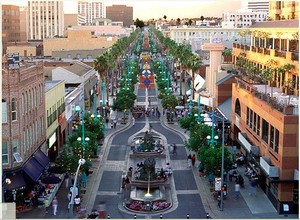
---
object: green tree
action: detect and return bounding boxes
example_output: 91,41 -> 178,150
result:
163,15 -> 167,20
186,54 -> 202,100
134,18 -> 145,28
161,94 -> 178,109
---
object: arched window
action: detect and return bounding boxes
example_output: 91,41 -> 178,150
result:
11,98 -> 17,121
2,99 -> 7,123
235,98 -> 241,117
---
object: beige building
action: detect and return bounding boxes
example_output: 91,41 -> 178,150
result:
43,29 -> 118,57
6,44 -> 37,57
269,1 -> 299,20
45,80 -> 66,162
64,14 -> 79,30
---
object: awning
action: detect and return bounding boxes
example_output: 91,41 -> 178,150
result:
4,172 -> 26,191
33,149 -> 50,169
23,157 -> 44,183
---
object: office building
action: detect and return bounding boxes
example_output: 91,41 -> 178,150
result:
106,5 -> 133,27
28,0 -> 64,40
269,1 -> 299,20
78,0 -> 106,25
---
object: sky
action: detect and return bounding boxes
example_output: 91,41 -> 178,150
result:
2,0 -> 242,20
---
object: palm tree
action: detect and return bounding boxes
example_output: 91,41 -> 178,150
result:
200,16 -> 204,25
163,15 -> 167,21
187,54 -> 202,100
176,18 -> 181,26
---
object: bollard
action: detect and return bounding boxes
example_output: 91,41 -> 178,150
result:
134,214 -> 137,219
187,213 -> 190,219
206,213 -> 210,219
107,214 -> 110,219
160,214 -> 163,219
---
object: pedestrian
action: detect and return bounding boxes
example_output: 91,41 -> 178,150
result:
228,169 -> 234,182
191,154 -> 196,167
249,178 -> 257,196
198,161 -> 204,177
52,196 -> 58,215
148,97 -> 151,106
132,117 -> 135,125
173,144 -> 177,156
187,154 -> 192,168
234,182 -> 240,200
44,196 -> 49,214
74,195 -> 81,212
65,172 -> 70,188
113,119 -> 117,128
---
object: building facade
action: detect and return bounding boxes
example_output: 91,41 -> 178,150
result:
222,9 -> 268,28
247,0 -> 269,12
28,0 -> 64,40
2,56 -> 49,203
45,80 -> 66,162
106,5 -> 133,27
78,0 -> 106,25
231,19 -> 299,214
2,5 -> 21,54
269,1 -> 299,20
43,29 -> 119,57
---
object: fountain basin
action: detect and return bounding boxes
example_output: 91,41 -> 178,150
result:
130,187 -> 162,202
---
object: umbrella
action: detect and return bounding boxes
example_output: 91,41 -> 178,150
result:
41,175 -> 61,184
48,165 -> 64,174
175,106 -> 184,110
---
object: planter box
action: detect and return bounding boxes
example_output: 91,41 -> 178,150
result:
283,106 -> 294,115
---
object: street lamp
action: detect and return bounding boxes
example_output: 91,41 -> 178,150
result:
204,110 -> 226,211
69,158 -> 86,218
75,105 -> 89,157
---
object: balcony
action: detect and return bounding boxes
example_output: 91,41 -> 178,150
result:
260,156 -> 279,178
275,49 -> 286,58
264,48 -> 270,55
291,52 -> 299,61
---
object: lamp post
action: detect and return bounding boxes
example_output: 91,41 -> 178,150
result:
204,110 -> 225,211
75,105 -> 90,157
69,158 -> 86,218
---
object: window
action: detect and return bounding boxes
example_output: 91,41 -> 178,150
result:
235,99 -> 241,116
11,98 -> 17,121
257,115 -> 260,136
249,109 -> 253,129
274,129 -> 279,153
2,141 -> 9,164
2,99 -> 7,123
270,125 -> 274,148
262,119 -> 269,143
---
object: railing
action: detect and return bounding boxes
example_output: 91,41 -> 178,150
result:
264,48 -> 270,55
291,52 -> 299,61
275,49 -> 286,58
236,77 -> 293,114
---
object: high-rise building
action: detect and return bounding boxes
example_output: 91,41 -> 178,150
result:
78,0 -> 106,25
106,5 -> 133,27
2,5 -> 21,54
269,1 -> 299,20
28,0 -> 64,40
19,6 -> 29,42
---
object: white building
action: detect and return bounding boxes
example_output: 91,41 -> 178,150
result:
28,0 -> 64,40
78,0 -> 106,25
222,8 -> 268,28
246,0 -> 269,12
168,26 -> 249,52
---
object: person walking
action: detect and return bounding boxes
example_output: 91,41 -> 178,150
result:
44,196 -> 49,214
74,195 -> 81,212
249,178 -> 257,196
81,172 -> 87,188
65,172 -> 70,188
198,161 -> 204,177
132,117 -> 135,125
234,182 -> 240,200
187,154 -> 192,168
191,154 -> 196,167
52,196 -> 58,215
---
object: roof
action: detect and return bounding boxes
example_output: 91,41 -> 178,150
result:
217,97 -> 232,122
62,61 -> 92,76
250,20 -> 299,29
216,74 -> 235,86
45,80 -> 63,92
